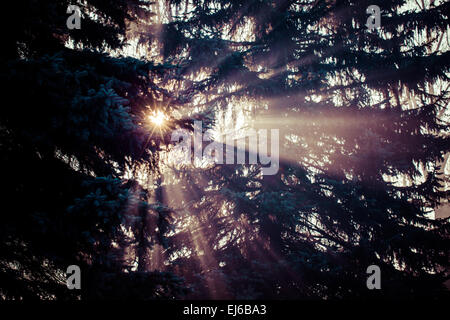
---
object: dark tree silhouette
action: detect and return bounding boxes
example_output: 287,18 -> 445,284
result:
155,0 -> 450,299
0,0 -> 188,300
0,0 -> 448,300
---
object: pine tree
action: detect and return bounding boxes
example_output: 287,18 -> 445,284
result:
156,0 -> 450,299
1,0 -> 449,301
0,0 -> 188,300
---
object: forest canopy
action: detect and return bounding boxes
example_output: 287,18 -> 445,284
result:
0,0 -> 449,300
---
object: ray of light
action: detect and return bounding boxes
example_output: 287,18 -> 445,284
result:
160,168 -> 230,298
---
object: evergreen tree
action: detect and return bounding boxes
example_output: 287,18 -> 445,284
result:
156,0 -> 450,299
1,0 -> 449,301
0,0 -> 188,300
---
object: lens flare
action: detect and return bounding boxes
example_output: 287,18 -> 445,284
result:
149,111 -> 167,127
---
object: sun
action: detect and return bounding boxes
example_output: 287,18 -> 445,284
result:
149,110 -> 167,127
